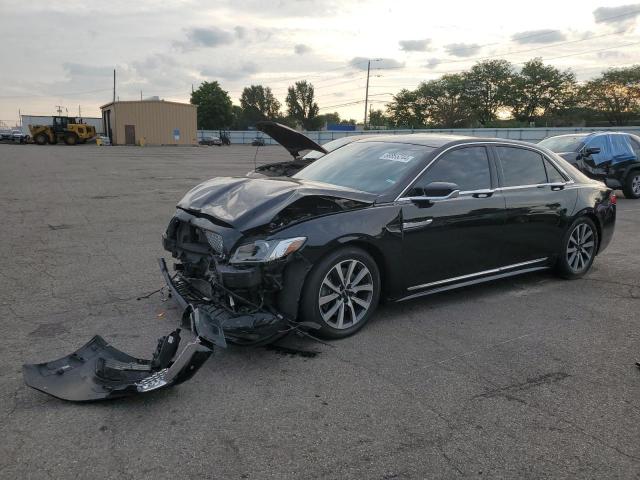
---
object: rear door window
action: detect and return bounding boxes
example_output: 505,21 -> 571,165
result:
496,147 -> 548,187
544,158 -> 566,183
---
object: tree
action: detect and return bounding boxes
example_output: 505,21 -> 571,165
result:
508,58 -> 577,124
463,59 -> 514,125
285,81 -> 320,130
386,89 -> 426,128
581,66 -> 640,126
190,81 -> 233,130
239,85 -> 281,125
415,74 -> 471,128
368,109 -> 389,128
230,105 -> 249,130
319,112 -> 341,126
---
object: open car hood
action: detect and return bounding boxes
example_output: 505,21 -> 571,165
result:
177,176 -> 375,232
256,121 -> 327,159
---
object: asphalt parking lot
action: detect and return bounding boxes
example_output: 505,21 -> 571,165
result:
1,143 -> 639,479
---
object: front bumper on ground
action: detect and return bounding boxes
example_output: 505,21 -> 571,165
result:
22,259 -> 288,402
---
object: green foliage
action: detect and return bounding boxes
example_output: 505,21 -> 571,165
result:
415,74 -> 471,128
462,60 -> 514,125
508,58 -> 577,123
367,109 -> 390,128
386,89 -> 425,128
239,85 -> 281,126
580,66 -> 640,126
285,81 -> 320,130
190,81 -> 233,130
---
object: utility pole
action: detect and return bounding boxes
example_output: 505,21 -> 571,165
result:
78,105 -> 82,119
363,60 -> 371,130
113,69 -> 116,104
55,105 -> 63,115
140,90 -> 143,101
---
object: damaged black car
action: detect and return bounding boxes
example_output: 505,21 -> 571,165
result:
24,135 -> 616,401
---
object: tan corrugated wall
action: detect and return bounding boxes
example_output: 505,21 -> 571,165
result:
104,101 -> 197,145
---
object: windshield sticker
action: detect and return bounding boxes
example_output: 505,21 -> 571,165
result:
379,152 -> 415,163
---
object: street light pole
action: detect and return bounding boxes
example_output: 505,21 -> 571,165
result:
363,60 -> 371,130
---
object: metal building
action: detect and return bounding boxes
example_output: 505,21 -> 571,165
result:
100,100 -> 197,146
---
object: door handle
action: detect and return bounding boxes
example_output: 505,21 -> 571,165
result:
472,189 -> 495,198
549,183 -> 566,191
402,219 -> 433,231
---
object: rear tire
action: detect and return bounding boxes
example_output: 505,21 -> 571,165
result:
300,247 -> 380,339
622,171 -> 640,199
34,133 -> 48,145
556,217 -> 599,279
63,133 -> 78,145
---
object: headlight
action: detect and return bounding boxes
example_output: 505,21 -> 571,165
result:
230,237 -> 306,264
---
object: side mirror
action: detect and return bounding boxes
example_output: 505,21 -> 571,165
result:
584,147 -> 601,156
407,182 -> 460,202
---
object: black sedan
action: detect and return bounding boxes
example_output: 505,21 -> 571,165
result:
23,134 -> 617,401
163,135 -> 616,341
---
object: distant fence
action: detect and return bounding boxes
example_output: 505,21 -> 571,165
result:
198,126 -> 640,145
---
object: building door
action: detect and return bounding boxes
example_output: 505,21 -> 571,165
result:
124,125 -> 136,145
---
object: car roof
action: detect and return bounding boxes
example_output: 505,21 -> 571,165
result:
353,134 -> 542,149
543,131 -> 633,140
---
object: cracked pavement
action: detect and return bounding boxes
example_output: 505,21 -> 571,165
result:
1,143 -> 639,479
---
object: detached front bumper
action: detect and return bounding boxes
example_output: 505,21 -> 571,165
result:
22,259 -> 288,402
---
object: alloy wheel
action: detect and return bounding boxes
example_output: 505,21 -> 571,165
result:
632,174 -> 640,196
318,259 -> 374,329
566,223 -> 595,273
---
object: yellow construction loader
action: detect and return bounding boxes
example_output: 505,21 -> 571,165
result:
29,116 -> 96,145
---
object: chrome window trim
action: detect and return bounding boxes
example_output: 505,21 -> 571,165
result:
407,257 -> 548,292
395,141 -> 576,202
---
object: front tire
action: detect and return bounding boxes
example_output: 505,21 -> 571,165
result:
300,247 -> 380,339
556,217 -> 598,279
63,133 -> 78,145
34,133 -> 48,145
622,171 -> 640,199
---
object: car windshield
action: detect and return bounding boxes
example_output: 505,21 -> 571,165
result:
295,141 -> 432,194
539,135 -> 586,153
302,135 -> 368,160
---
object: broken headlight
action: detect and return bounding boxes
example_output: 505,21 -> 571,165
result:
230,237 -> 306,264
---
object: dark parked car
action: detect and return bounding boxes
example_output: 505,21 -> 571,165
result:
23,134 -> 617,401
251,136 -> 265,146
163,135 -> 615,341
248,121 -> 377,178
539,132 -> 640,198
199,136 -> 222,146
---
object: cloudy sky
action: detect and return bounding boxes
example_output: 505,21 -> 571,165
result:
0,0 -> 639,125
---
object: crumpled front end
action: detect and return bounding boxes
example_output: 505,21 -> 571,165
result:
161,207 -> 302,346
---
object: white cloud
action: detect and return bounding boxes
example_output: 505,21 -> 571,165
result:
444,43 -> 481,57
399,39 -> 432,52
593,3 -> 640,31
511,29 -> 567,44
294,44 -> 312,55
349,57 -> 404,70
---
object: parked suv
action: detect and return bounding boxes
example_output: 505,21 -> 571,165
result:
539,132 -> 640,199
